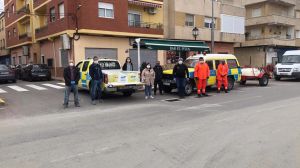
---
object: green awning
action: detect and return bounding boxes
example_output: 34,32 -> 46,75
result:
139,39 -> 210,52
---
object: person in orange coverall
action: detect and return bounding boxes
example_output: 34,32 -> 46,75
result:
194,57 -> 210,97
217,60 -> 229,93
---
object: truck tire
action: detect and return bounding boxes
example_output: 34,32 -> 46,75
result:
259,75 -> 269,86
275,75 -> 281,81
240,80 -> 246,85
228,77 -> 235,91
184,81 -> 193,96
163,87 -> 172,93
123,91 -> 133,97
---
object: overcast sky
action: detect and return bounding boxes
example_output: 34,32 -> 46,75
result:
0,0 -> 3,12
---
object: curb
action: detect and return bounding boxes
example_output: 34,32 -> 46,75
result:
0,98 -> 5,106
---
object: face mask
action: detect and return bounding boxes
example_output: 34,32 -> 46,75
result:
69,63 -> 74,66
222,62 -> 225,65
179,61 -> 183,64
127,59 -> 130,62
200,61 -> 204,64
147,65 -> 151,69
94,61 -> 98,64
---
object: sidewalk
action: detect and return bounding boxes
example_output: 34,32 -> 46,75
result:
0,98 -> 5,106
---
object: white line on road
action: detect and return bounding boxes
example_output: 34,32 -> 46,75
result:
42,84 -> 65,89
0,88 -> 7,93
26,84 -> 48,91
7,86 -> 29,92
57,83 -> 65,86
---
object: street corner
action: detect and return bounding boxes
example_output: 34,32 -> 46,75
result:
0,98 -> 5,106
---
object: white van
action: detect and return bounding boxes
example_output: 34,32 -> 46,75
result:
274,50 -> 300,80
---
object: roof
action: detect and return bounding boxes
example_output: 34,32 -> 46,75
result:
283,50 -> 300,56
188,54 -> 237,60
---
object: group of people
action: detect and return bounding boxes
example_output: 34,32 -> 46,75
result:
62,56 -> 229,107
173,57 -> 229,99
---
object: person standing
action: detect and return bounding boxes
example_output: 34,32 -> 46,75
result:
89,56 -> 103,105
153,61 -> 163,95
63,60 -> 81,108
217,60 -> 229,93
173,58 -> 189,98
194,57 -> 210,97
142,63 -> 155,99
122,57 -> 134,71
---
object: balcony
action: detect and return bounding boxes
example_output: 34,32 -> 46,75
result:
221,32 -> 245,43
243,35 -> 295,47
245,0 -> 296,6
18,33 -> 32,41
5,4 -> 30,25
246,15 -> 296,26
128,21 -> 163,35
33,0 -> 51,10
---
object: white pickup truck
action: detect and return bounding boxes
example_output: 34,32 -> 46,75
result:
76,58 -> 143,97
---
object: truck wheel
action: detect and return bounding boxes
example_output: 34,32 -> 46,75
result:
163,87 -> 172,93
123,91 -> 133,97
184,82 -> 193,96
275,75 -> 281,81
228,77 -> 235,90
240,80 -> 246,85
259,75 -> 269,86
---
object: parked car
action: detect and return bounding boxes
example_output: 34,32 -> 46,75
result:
0,64 -> 16,83
22,64 -> 51,81
274,50 -> 300,80
162,54 -> 242,95
15,64 -> 27,79
77,58 -> 144,97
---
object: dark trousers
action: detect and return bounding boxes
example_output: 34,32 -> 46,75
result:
154,80 -> 163,94
91,80 -> 102,101
64,85 -> 79,105
176,78 -> 186,97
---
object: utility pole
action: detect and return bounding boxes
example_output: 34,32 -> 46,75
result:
211,0 -> 215,53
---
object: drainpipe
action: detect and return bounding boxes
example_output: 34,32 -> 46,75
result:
52,40 -> 57,78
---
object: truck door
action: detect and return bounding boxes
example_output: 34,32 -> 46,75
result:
81,61 -> 91,89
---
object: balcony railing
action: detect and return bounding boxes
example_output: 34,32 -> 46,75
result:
128,21 -> 163,30
17,5 -> 30,15
246,15 -> 296,26
35,25 -> 48,34
246,35 -> 294,41
18,33 -> 31,40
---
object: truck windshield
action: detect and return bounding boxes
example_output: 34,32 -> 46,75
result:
282,55 -> 300,63
184,59 -> 198,68
99,61 -> 121,70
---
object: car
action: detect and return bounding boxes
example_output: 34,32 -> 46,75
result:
274,50 -> 300,80
162,54 -> 242,95
21,64 -> 52,81
77,58 -> 144,97
0,64 -> 16,83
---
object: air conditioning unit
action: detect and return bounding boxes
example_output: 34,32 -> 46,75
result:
147,7 -> 157,15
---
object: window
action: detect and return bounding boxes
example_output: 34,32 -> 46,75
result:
41,55 -> 45,64
19,56 -> 22,64
12,57 -> 16,65
128,11 -> 141,27
185,14 -> 194,27
82,61 -> 90,71
215,60 -> 221,69
12,4 -> 15,13
98,2 -> 114,18
227,59 -> 238,69
8,31 -> 11,38
296,30 -> 300,39
47,59 -> 54,67
252,8 -> 261,17
99,61 -> 121,70
296,11 -> 300,19
50,7 -> 56,22
7,9 -> 9,18
206,61 -> 214,70
58,3 -> 65,19
205,17 -> 216,29
13,28 -> 16,37
76,61 -> 83,69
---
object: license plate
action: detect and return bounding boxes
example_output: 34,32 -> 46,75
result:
280,73 -> 288,76
39,75 -> 46,77
120,86 -> 134,89
0,72 -> 9,75
163,83 -> 171,86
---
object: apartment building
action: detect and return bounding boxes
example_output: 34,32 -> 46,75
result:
5,0 -> 164,77
235,0 -> 300,66
0,12 -> 10,65
164,0 -> 245,62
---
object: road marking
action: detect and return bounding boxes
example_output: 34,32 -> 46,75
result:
7,86 -> 29,92
26,84 -> 48,91
57,83 -> 65,86
42,84 -> 65,89
0,89 -> 7,93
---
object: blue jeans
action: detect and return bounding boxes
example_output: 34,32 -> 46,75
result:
91,80 -> 102,101
145,85 -> 152,97
176,78 -> 186,97
64,85 -> 79,105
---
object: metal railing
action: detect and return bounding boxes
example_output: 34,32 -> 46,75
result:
128,20 -> 163,29
246,35 -> 294,41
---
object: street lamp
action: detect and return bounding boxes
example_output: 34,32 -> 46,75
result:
211,0 -> 217,53
135,38 -> 141,70
192,27 -> 199,40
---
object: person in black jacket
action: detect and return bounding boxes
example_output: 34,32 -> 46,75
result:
122,57 -> 134,71
63,60 -> 81,108
173,58 -> 189,98
89,56 -> 104,105
153,61 -> 164,95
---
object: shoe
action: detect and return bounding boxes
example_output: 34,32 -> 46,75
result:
203,93 -> 209,97
197,94 -> 203,98
225,90 -> 228,93
91,100 -> 96,105
145,96 -> 149,100
63,104 -> 68,108
150,96 -> 154,99
75,104 -> 80,107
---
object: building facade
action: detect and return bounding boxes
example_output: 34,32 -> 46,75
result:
235,0 -> 300,66
5,0 -> 164,78
164,0 -> 245,62
0,12 -> 10,65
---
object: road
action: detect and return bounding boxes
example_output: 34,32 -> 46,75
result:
0,79 -> 300,168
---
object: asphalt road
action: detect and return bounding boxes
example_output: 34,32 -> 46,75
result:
0,79 -> 300,168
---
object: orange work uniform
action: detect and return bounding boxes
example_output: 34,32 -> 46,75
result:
217,63 -> 229,91
194,62 -> 210,94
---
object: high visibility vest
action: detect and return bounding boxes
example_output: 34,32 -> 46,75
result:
194,62 -> 210,79
217,64 -> 229,80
